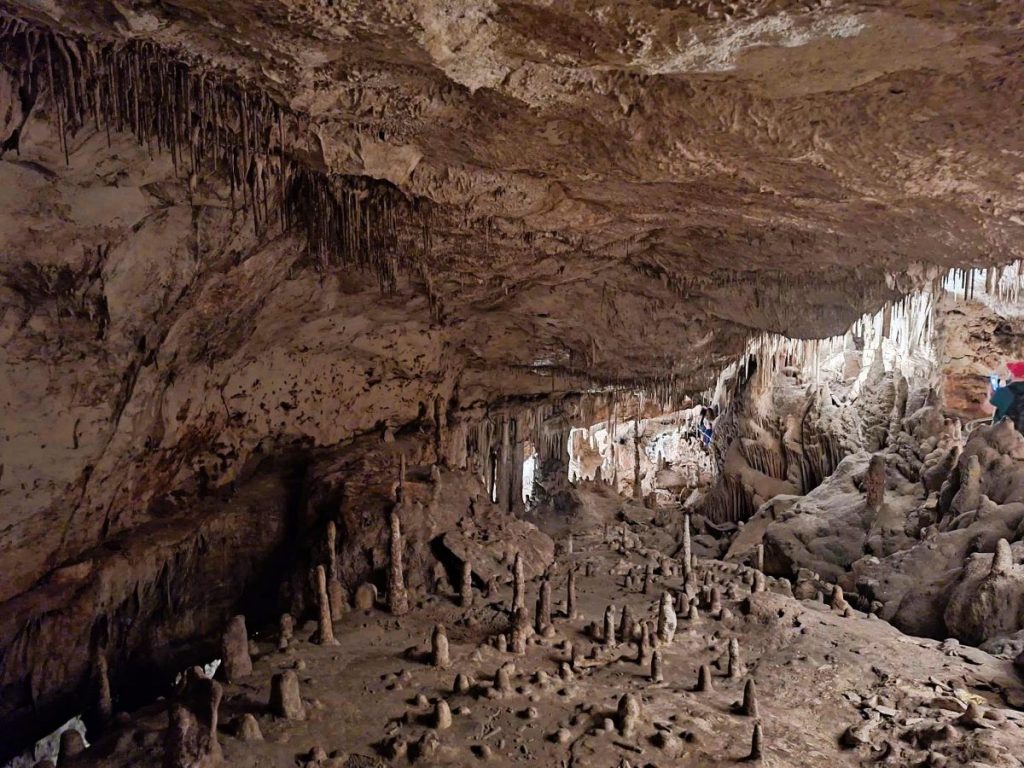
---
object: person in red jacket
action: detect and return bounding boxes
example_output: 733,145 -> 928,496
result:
990,361 -> 1024,431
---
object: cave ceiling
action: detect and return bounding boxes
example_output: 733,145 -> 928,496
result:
1,0 -> 1024,612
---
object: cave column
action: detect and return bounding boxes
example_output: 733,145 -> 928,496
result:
510,417 -> 525,515
496,414 -> 512,512
632,413 -> 642,500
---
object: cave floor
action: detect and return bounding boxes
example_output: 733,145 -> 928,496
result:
80,486 -> 1024,768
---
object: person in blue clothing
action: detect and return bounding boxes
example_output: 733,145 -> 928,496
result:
989,361 -> 1024,432
698,407 -> 715,447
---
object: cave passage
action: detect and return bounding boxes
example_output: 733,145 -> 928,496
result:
3,4 -> 1024,768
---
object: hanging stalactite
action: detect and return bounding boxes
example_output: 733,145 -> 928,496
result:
0,9 -> 432,292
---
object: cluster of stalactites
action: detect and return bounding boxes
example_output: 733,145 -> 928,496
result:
0,10 -> 428,291
943,261 -> 1024,305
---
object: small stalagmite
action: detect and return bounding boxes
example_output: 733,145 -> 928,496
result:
657,591 -> 677,645
603,605 -> 617,647
434,699 -> 452,730
566,569 -> 578,619
326,521 -> 347,619
221,615 -> 253,681
617,693 -> 641,738
992,538 -> 1013,576
742,678 -> 759,717
650,649 -> 664,683
749,721 -> 764,761
453,673 -> 472,694
709,586 -> 722,615
270,670 -> 305,719
432,625 -> 451,669
495,663 -> 514,695
752,571 -> 766,594
313,566 -> 339,646
237,713 -> 263,741
536,577 -> 552,633
278,613 -> 294,651
388,511 -> 410,616
460,560 -> 474,608
636,623 -> 652,665
618,604 -> 634,641
728,638 -> 743,679
513,552 -> 526,611
697,664 -> 714,692
642,563 -> 653,594
755,543 -> 765,573
865,453 -> 886,513
829,585 -> 850,613
675,591 -> 687,614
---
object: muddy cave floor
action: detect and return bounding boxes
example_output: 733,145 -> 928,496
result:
84,487 -> 1024,768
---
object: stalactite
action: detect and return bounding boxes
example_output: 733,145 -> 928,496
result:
0,10 -> 433,292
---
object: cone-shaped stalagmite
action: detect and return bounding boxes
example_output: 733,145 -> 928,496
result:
313,566 -> 338,646
278,613 -> 294,651
742,678 -> 759,717
603,605 -> 617,647
388,511 -> 409,615
617,693 -> 641,738
495,663 -> 514,694
749,721 -> 764,761
221,615 -> 253,681
270,671 -> 305,719
434,699 -> 452,729
536,578 -> 552,633
657,591 -> 677,644
432,625 -> 450,669
618,604 -> 634,641
650,649 -> 664,683
636,623 -> 652,665
697,664 -> 714,692
728,638 -> 743,679
460,560 -> 473,607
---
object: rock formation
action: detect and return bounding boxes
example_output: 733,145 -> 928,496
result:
2,3 -> 1024,766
